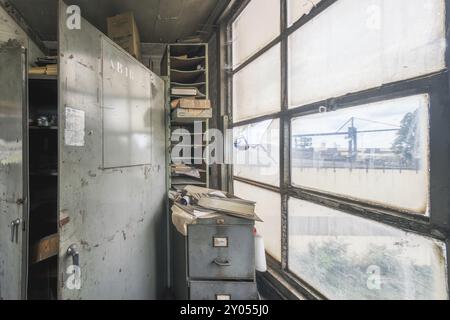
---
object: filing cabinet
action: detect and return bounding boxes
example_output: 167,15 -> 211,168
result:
172,214 -> 257,300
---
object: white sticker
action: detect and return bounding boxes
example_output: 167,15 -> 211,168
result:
65,107 -> 85,147
216,294 -> 231,300
213,237 -> 228,248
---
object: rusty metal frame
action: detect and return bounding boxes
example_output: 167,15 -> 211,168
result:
224,0 -> 450,299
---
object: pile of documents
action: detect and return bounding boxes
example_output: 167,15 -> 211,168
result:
184,185 -> 259,220
170,185 -> 261,235
29,56 -> 57,76
171,164 -> 201,179
171,98 -> 212,121
171,87 -> 204,97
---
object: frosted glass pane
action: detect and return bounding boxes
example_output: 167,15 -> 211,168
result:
233,44 -> 281,122
234,181 -> 281,261
233,119 -> 279,186
287,0 -> 322,27
288,198 -> 448,300
288,0 -> 446,108
232,0 -> 280,67
291,94 -> 429,214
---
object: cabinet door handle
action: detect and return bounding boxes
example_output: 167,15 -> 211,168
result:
10,219 -> 21,243
67,244 -> 80,267
213,258 -> 231,267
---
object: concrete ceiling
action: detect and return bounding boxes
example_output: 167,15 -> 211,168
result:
7,0 -> 225,43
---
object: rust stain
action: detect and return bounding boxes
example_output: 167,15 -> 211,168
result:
59,216 -> 70,228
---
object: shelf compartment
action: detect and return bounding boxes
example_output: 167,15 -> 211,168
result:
171,177 -> 207,186
170,56 -> 205,71
170,68 -> 205,83
171,81 -> 206,88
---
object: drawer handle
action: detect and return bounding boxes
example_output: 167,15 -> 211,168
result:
213,258 -> 231,267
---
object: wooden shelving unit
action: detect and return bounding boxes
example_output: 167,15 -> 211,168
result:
162,43 -> 210,189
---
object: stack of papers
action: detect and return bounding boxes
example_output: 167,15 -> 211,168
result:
183,185 -> 261,221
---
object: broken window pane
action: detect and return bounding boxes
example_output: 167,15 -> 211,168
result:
232,0 -> 280,68
233,44 -> 281,122
234,180 -> 281,261
288,0 -> 446,108
291,94 -> 429,215
288,198 -> 448,300
287,0 -> 322,27
233,119 -> 279,186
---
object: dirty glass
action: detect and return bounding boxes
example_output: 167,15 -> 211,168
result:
232,0 -> 280,68
291,94 -> 429,214
234,180 -> 281,261
288,198 -> 448,300
287,0 -> 322,27
233,118 -> 279,186
288,0 -> 446,108
233,44 -> 281,122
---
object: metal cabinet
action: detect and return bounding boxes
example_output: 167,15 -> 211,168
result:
0,0 -> 167,300
173,214 -> 258,300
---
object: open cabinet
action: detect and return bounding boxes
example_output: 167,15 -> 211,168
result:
27,74 -> 58,299
0,0 -> 167,300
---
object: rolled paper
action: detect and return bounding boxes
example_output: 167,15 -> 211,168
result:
255,232 -> 267,272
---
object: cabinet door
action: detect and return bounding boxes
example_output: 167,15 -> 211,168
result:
58,0 -> 167,299
0,42 -> 27,300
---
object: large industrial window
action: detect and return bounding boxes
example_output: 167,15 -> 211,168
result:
288,198 -> 448,300
233,119 -> 280,186
288,0 -> 446,108
234,180 -> 282,261
232,44 -> 281,122
232,0 -> 280,68
291,94 -> 429,214
227,0 -> 449,299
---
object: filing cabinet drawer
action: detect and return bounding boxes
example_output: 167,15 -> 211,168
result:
187,224 -> 255,280
189,280 -> 258,300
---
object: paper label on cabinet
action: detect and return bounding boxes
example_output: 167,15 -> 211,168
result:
65,107 -> 85,147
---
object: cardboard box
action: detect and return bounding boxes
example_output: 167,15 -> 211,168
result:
171,99 -> 211,110
107,12 -> 141,60
30,233 -> 59,264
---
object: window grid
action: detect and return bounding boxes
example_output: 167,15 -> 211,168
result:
227,0 -> 450,299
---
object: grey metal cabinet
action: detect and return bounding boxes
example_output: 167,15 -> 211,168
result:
0,0 -> 167,300
173,214 -> 258,300
0,42 -> 27,300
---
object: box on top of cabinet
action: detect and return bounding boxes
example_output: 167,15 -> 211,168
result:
107,12 -> 141,60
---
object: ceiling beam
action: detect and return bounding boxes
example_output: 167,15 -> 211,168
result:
0,0 -> 48,55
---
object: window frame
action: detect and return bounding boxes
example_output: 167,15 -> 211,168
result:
225,0 -> 450,299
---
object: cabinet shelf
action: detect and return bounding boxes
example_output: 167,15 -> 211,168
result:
171,81 -> 206,88
29,74 -> 57,81
170,68 -> 205,83
170,56 -> 205,70
29,126 -> 58,130
164,43 -> 209,189
30,170 -> 58,176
